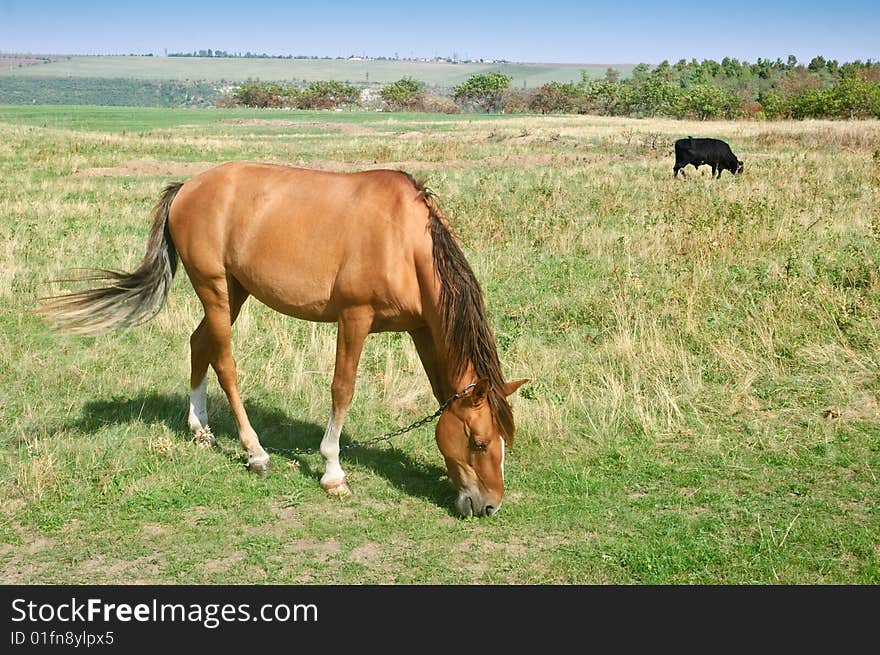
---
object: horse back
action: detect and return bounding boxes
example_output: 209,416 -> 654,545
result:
168,162 -> 432,328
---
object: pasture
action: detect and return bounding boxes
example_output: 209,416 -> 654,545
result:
0,105 -> 878,584
0,55 -> 629,87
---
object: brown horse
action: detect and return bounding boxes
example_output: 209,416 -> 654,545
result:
40,162 -> 527,517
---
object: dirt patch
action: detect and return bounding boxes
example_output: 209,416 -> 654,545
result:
477,538 -> 532,559
272,503 -> 303,528
188,505 -> 211,519
77,554 -> 108,576
71,158 -> 218,178
2,548 -> 170,584
25,536 -> 55,555
239,503 -> 304,539
348,543 -> 384,566
0,498 -> 26,515
284,538 -> 341,561
0,534 -> 55,583
457,532 -> 572,560
95,553 -> 164,580
221,119 -> 379,136
202,549 -> 248,575
141,522 -> 170,538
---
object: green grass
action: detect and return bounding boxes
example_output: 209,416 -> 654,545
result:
1,105 -> 878,584
0,104 -> 507,133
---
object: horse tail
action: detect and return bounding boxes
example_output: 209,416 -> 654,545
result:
38,182 -> 183,335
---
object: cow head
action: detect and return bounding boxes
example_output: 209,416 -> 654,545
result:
735,159 -> 744,175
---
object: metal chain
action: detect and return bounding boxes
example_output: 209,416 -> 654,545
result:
194,383 -> 476,459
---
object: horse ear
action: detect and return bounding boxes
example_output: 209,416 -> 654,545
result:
503,379 -> 529,397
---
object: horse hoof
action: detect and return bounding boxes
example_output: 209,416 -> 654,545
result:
247,454 -> 271,476
193,426 -> 217,449
322,478 -> 351,496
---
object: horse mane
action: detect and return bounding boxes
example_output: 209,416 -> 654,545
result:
400,171 -> 515,444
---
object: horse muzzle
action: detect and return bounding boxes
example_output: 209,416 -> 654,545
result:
455,490 -> 501,518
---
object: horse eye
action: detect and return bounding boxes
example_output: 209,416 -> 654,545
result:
463,423 -> 487,451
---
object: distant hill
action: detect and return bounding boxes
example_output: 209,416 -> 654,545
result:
0,55 -> 634,88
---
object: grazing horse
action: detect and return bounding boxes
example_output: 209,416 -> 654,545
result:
39,162 -> 527,517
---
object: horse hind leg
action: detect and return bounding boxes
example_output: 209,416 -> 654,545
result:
189,277 -> 270,473
320,307 -> 373,496
188,319 -> 212,446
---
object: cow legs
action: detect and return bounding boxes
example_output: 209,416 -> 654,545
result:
189,276 -> 269,474
320,307 -> 373,495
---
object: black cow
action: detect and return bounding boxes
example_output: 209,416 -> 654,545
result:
673,137 -> 743,179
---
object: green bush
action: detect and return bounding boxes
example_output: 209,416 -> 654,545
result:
677,84 -> 739,120
380,77 -> 425,110
232,82 -> 299,108
452,72 -> 512,112
297,80 -> 360,110
527,82 -> 587,114
759,91 -> 790,119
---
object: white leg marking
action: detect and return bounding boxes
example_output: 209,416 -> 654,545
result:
319,412 -> 347,490
188,376 -> 208,432
500,437 -> 505,481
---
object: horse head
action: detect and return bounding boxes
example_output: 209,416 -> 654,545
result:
435,378 -> 528,517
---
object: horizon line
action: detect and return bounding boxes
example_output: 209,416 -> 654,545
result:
9,51 -> 877,67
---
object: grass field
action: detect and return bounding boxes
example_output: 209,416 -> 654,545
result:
1,105 -> 878,584
1,56 -> 632,87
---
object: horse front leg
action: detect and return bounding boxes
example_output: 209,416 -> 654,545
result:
320,307 -> 373,495
409,326 -> 444,404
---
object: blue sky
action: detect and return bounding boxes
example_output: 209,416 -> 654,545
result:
1,1 -> 878,64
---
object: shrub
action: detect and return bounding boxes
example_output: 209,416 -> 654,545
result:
677,84 -> 739,120
500,88 -> 532,113
791,88 -> 836,119
527,82 -> 587,114
296,80 -> 360,110
418,95 -> 460,114
831,77 -> 880,118
232,82 -> 298,108
759,91 -> 791,119
380,77 -> 425,110
452,72 -> 512,112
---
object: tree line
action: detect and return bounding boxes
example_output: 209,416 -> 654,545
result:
2,55 -> 876,117
225,56 -> 880,119
219,80 -> 361,109
525,56 -> 880,119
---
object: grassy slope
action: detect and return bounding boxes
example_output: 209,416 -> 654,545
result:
0,56 -> 632,86
0,105 -> 878,584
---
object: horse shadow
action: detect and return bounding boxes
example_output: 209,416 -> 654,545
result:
68,391 -> 455,512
